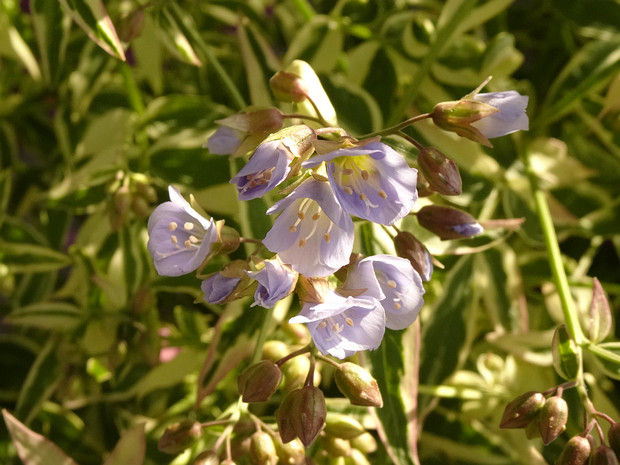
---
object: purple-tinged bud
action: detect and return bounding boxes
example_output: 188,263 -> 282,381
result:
334,362 -> 383,408
393,231 -> 433,282
416,205 -> 483,240
350,432 -> 377,454
416,172 -> 434,197
431,99 -> 498,147
250,431 -> 278,465
555,436 -> 591,465
538,396 -> 569,445
118,6 -> 146,43
323,412 -> 365,439
217,108 -> 285,135
270,71 -> 309,103
288,386 -> 327,447
589,278 -> 612,343
499,391 -> 545,429
591,445 -> 619,465
321,436 -> 351,457
417,147 -> 462,196
275,438 -> 306,465
237,360 -> 283,402
276,392 -> 298,444
158,420 -> 202,454
608,422 -> 620,457
190,450 -> 220,465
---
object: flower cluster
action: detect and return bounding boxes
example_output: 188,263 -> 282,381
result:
147,64 -> 528,362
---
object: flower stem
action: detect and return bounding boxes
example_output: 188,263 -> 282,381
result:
522,151 -> 585,345
360,113 -> 431,139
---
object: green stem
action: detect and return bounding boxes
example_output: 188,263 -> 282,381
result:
120,63 -> 144,114
251,307 -> 274,365
522,151 -> 585,345
359,113 -> 431,139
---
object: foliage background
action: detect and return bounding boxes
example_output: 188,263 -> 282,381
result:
1,0 -> 620,464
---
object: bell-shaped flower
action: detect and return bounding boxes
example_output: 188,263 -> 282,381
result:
343,255 -> 425,330
263,179 -> 354,277
207,126 -> 244,155
290,290 -> 386,359
303,141 -> 418,226
470,91 -> 529,139
231,140 -> 294,201
201,272 -> 240,304
247,258 -> 298,308
147,186 -> 217,276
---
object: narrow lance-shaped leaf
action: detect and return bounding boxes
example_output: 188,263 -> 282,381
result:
155,6 -> 202,66
2,409 -> 79,465
58,0 -> 126,61
589,278 -> 612,343
30,0 -> 69,83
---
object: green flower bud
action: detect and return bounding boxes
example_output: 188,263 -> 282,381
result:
249,431 -> 277,465
416,205 -> 483,240
191,450 -> 220,465
237,360 -> 283,403
350,432 -> 377,454
282,355 -> 311,393
275,438 -> 306,465
158,420 -> 202,454
335,362 -> 383,407
555,436 -> 591,465
431,99 -> 497,147
323,412 -> 365,439
345,448 -> 372,465
591,445 -> 619,465
321,436 -> 352,457
262,340 -> 290,362
499,391 -> 545,429
608,422 -> 620,457
417,147 -> 462,196
538,396 -> 568,445
270,71 -> 309,103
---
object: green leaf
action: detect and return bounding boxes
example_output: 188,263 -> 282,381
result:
30,0 -> 68,84
7,302 -> 84,332
237,19 -> 272,107
0,242 -> 72,273
58,0 -> 126,61
588,343 -> 620,380
155,6 -> 201,66
2,409 -> 79,465
551,324 -> 581,381
103,423 -> 146,465
283,16 -> 343,73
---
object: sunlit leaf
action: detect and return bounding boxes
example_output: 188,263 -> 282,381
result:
103,423 -> 146,465
551,325 -> 581,381
30,0 -> 69,84
0,242 -> 72,273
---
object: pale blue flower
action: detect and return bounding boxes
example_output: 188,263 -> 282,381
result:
231,140 -> 293,201
201,273 -> 240,304
471,91 -> 529,139
263,179 -> 354,277
247,259 -> 298,308
290,290 -> 385,359
147,186 -> 217,276
303,142 -> 417,225
206,126 -> 243,155
344,255 -> 425,330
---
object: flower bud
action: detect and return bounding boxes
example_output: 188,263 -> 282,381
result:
262,340 -> 290,362
276,391 -> 298,444
431,99 -> 498,147
282,354 -> 311,393
191,450 -> 220,465
588,277 -> 612,343
217,108 -> 285,134
416,205 -> 483,240
499,391 -> 545,429
608,422 -> 620,457
158,420 -> 202,454
286,386 -> 327,446
524,417 -> 540,439
538,396 -> 568,445
555,436 -> 591,465
417,147 -> 462,196
591,445 -> 619,465
551,324 -> 581,381
237,360 -> 283,402
346,448 -> 372,465
275,438 -> 306,465
118,6 -> 146,43
321,436 -> 352,457
216,223 -> 241,255
393,231 -> 433,282
350,432 -> 377,454
334,362 -> 383,408
250,431 -> 278,465
270,71 -> 309,102
324,412 -> 365,439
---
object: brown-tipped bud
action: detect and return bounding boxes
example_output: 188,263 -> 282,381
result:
591,445 -> 619,465
334,362 -> 383,408
416,171 -> 434,197
275,438 -> 306,465
237,360 -> 283,403
350,432 -> 377,454
589,278 -> 612,343
321,436 -> 352,457
282,354 -> 311,393
262,340 -> 289,362
324,412 -> 365,439
417,147 -> 462,196
191,450 -> 220,465
499,391 -> 545,429
118,6 -> 146,43
158,420 -> 202,454
431,100 -> 496,147
555,436 -> 591,465
393,231 -> 433,282
288,386 -> 327,447
416,205 -> 483,240
538,396 -> 569,445
250,431 -> 278,465
297,276 -> 330,304
276,391 -> 298,444
608,422 -> 620,457
131,195 -> 151,219
114,185 -> 132,216
214,222 -> 241,255
270,71 -> 309,103
217,108 -> 284,134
